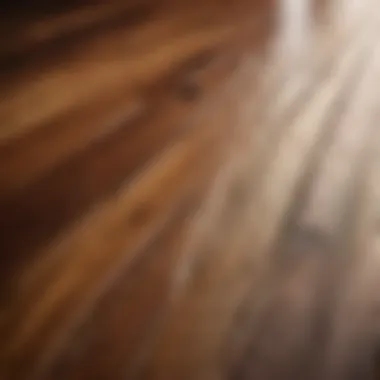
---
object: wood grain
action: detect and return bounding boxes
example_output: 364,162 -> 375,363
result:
1,1 -> 380,379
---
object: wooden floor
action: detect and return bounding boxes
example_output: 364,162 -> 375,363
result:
1,0 -> 380,379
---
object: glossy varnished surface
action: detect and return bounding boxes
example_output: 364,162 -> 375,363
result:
1,1 -> 380,379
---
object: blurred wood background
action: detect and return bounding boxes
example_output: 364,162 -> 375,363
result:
1,0 -> 380,379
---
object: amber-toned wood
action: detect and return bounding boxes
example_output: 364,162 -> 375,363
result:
1,1 -> 380,379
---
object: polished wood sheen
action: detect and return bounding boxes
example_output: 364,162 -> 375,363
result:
1,0 -> 380,379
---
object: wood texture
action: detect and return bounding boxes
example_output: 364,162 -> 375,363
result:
1,0 -> 380,379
